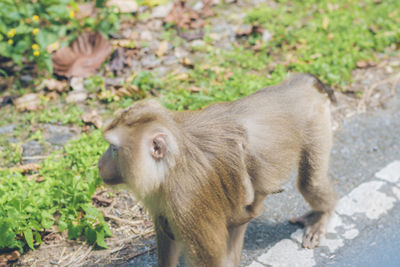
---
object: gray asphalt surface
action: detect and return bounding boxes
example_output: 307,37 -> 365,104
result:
128,85 -> 400,266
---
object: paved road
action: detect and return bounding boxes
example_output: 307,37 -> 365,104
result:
129,87 -> 400,266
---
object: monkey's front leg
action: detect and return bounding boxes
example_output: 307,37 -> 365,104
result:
155,217 -> 181,267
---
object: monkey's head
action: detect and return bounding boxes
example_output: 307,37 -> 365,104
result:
98,99 -> 180,198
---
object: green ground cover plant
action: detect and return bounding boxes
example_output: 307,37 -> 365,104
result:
0,130 -> 109,251
244,0 -> 400,85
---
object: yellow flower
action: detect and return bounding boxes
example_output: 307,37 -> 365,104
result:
33,15 -> 39,22
32,28 -> 39,35
33,51 -> 40,56
8,39 -> 13,45
7,29 -> 16,38
32,44 -> 40,50
69,11 -> 75,19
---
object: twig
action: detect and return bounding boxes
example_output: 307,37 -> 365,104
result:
103,212 -> 144,227
125,246 -> 157,262
57,247 -> 66,265
357,72 -> 400,112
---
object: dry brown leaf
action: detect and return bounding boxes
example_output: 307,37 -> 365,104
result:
356,60 -> 377,68
0,250 -> 20,264
46,91 -> 59,101
165,0 -> 204,29
13,163 -> 41,174
14,93 -> 41,112
82,110 -> 103,129
156,41 -> 169,58
36,176 -> 45,183
52,32 -> 112,77
187,86 -> 201,92
174,73 -> 189,81
322,16 -> 329,30
181,57 -> 193,68
43,78 -> 68,92
236,24 -> 253,36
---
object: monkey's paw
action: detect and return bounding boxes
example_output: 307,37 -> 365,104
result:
289,211 -> 330,249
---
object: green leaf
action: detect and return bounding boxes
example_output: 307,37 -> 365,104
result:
58,219 -> 68,231
96,230 -> 108,249
67,222 -> 82,239
0,220 -> 17,249
84,227 -> 96,244
23,229 -> 34,250
0,43 -> 10,57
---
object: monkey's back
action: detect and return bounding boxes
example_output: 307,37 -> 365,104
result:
230,73 -> 332,191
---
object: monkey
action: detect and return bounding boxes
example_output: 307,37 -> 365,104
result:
98,73 -> 337,267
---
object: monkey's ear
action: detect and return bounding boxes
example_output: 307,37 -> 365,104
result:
150,134 -> 167,160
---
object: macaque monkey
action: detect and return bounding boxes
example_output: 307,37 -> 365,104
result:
98,73 -> 337,267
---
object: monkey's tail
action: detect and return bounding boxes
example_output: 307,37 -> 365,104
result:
308,74 -> 337,104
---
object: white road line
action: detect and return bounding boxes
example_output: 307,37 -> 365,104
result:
375,160 -> 400,183
247,160 -> 400,267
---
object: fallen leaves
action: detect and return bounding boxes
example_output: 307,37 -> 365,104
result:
156,41 -> 169,58
52,32 -> 112,77
165,0 -> 215,30
43,78 -> 68,93
356,60 -> 377,68
82,110 -> 103,129
0,250 -> 20,266
14,93 -> 42,111
322,16 -> 329,30
0,163 -> 42,174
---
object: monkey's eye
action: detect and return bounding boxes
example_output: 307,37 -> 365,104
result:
110,144 -> 119,159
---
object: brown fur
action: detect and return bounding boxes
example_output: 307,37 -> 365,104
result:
98,73 -> 338,266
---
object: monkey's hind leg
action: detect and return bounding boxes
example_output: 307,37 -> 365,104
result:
291,127 -> 337,249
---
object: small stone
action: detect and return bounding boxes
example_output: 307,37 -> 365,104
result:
154,66 -> 169,77
193,1 -> 204,12
236,24 -> 253,36
151,3 -> 174,19
107,0 -> 138,13
140,30 -> 153,41
262,29 -> 273,43
20,75 -> 33,83
163,55 -> 179,65
105,77 -> 124,87
147,20 -> 163,31
141,55 -> 161,69
14,93 -> 41,111
66,90 -> 87,103
174,47 -> 189,59
44,124 -> 75,145
189,40 -> 205,47
0,124 -> 15,134
209,33 -> 221,41
70,77 -> 84,91
22,140 -> 44,161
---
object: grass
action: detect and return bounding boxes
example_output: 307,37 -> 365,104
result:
1,0 -> 400,253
